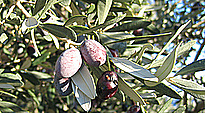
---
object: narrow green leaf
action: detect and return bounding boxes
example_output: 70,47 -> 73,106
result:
71,64 -> 96,99
37,0 -> 58,19
145,40 -> 196,68
146,24 -> 160,34
40,24 -> 77,41
78,14 -> 126,35
0,33 -> 8,43
176,59 -> 205,75
64,15 -> 87,26
144,83 -> 182,99
28,90 -> 40,106
0,84 -> 14,89
0,101 -> 27,112
97,0 -> 112,24
0,90 -> 17,98
118,76 -> 146,105
20,72 -> 40,85
148,20 -> 191,68
33,0 -> 46,16
167,77 -> 205,95
32,52 -> 50,66
110,57 -> 158,83
21,58 -> 31,69
158,98 -> 173,113
31,29 -> 41,56
104,32 -> 172,45
26,71 -> 52,81
0,73 -> 24,87
135,44 -> 153,63
107,19 -> 151,32
144,42 -> 181,86
49,33 -> 59,49
71,81 -> 91,112
0,69 -> 4,74
173,106 -> 186,113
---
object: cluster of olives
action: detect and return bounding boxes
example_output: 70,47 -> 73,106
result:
54,39 -> 118,100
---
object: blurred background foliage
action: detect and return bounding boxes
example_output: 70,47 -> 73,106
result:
0,0 -> 205,112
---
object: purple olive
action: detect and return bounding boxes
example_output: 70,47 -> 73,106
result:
96,71 -> 118,100
127,105 -> 142,113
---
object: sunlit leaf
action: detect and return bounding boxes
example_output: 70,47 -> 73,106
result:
107,19 -> 151,32
111,57 -> 158,83
0,73 -> 24,87
28,89 -> 40,106
104,32 -> 172,45
118,76 -> 146,105
97,0 -> 112,24
33,0 -> 46,16
26,71 -> 52,81
0,101 -> 27,112
31,29 -> 41,56
158,98 -> 173,113
0,84 -> 14,89
176,59 -> 205,75
0,33 -> 8,43
144,42 -> 181,86
78,14 -> 126,35
71,81 -> 91,112
21,57 -> 31,69
167,77 -> 205,95
173,106 -> 186,113
64,15 -> 87,26
144,82 -> 182,99
148,20 -> 191,68
49,33 -> 60,49
32,52 -> 51,66
40,24 -> 77,41
0,69 -> 4,74
71,64 -> 96,99
146,24 -> 160,34
145,40 -> 196,68
0,90 -> 17,98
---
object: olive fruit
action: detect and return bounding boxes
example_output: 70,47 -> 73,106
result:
96,71 -> 118,100
127,105 -> 142,113
80,39 -> 106,67
55,47 -> 82,78
54,75 -> 72,96
133,28 -> 143,36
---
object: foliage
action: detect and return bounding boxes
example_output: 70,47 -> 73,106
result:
0,0 -> 205,112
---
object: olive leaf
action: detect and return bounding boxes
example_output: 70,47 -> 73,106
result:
64,15 -> 87,26
40,24 -> 77,41
0,101 -> 27,112
110,57 -> 158,83
71,64 -> 96,99
0,73 -> 24,87
118,76 -> 146,105
33,0 -> 47,16
0,33 -> 8,43
97,0 -> 112,24
158,98 -> 173,113
167,77 -> 205,95
147,20 -> 191,68
176,59 -> 205,75
71,81 -> 91,112
107,19 -> 151,32
144,42 -> 181,86
145,40 -> 196,68
21,57 -> 31,69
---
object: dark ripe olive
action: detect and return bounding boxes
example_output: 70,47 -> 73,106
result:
96,71 -> 118,100
127,105 -> 142,113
